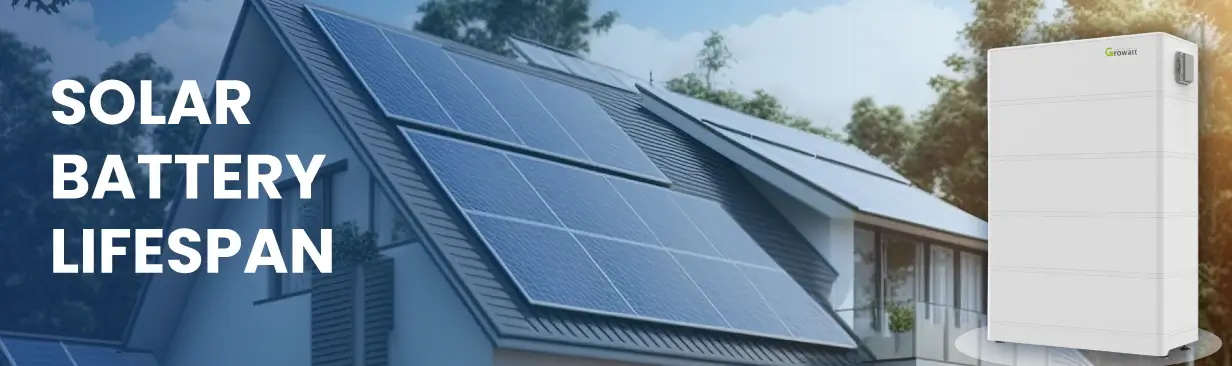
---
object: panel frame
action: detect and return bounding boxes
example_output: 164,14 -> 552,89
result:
0,337 -> 16,366
403,127 -> 858,348
307,6 -> 672,187
508,37 -> 636,92
0,337 -> 75,366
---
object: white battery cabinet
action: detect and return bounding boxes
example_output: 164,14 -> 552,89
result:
987,33 -> 1199,357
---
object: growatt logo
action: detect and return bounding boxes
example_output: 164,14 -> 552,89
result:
1105,47 -> 1139,56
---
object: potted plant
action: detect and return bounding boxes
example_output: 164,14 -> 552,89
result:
331,221 -> 380,267
888,302 -> 915,352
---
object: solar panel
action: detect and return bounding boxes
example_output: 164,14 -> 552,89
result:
577,234 -> 728,328
518,74 -> 667,180
717,128 -> 988,240
310,7 -> 668,184
448,54 -> 590,160
0,337 -> 73,366
384,32 -> 522,144
510,155 -> 657,243
312,10 -> 454,130
742,266 -> 853,344
117,353 -> 159,366
467,213 -> 632,314
409,129 -> 559,225
672,193 -> 780,267
608,178 -> 723,257
62,345 -> 128,366
508,37 -> 638,92
404,128 -> 858,348
673,254 -> 792,336
643,86 -> 911,184
558,56 -> 627,88
508,38 -> 571,74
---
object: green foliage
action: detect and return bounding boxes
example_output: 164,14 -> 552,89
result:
1199,263 -> 1226,331
330,221 -> 380,267
696,30 -> 732,89
413,0 -> 619,56
9,0 -> 71,14
845,97 -> 915,169
887,302 -> 915,334
0,30 -> 192,339
664,31 -> 842,141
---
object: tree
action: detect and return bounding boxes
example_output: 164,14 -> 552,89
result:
9,0 -> 71,14
413,0 -> 618,56
696,30 -> 732,89
0,30 -> 189,340
846,97 -> 915,169
665,31 -> 843,141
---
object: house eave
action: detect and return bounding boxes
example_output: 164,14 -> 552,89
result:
855,212 -> 987,251
637,85 -> 989,252
496,331 -> 793,366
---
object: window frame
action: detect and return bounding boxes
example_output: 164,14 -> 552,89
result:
852,222 -> 988,328
259,160 -> 348,303
368,177 -> 416,250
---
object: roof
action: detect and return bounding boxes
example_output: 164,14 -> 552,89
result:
506,35 -> 987,242
636,86 -> 988,242
0,333 -> 159,366
126,0 -> 870,364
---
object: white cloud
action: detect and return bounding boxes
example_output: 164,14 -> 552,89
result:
0,0 -> 241,88
588,0 -> 969,131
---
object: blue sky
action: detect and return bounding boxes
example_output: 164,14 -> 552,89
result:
6,0 -> 1052,131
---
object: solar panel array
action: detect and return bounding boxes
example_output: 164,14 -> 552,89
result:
508,38 -> 642,92
404,129 -> 858,348
714,127 -> 988,239
0,336 -> 159,366
645,87 -> 912,184
310,8 -> 667,183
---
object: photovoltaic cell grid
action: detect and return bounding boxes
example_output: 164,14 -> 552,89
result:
404,128 -> 858,348
508,38 -> 641,92
309,8 -> 668,183
643,86 -> 911,184
0,336 -> 159,366
715,127 -> 988,240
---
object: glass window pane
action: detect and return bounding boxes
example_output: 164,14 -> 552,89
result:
882,234 -> 919,304
276,180 -> 328,295
374,189 -> 414,246
930,245 -> 954,306
960,251 -> 984,312
854,228 -> 878,309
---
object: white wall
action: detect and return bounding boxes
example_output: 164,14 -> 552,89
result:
161,61 -> 351,366
386,244 -> 493,365
743,171 -> 856,316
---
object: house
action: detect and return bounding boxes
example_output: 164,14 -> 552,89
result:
0,0 -> 1100,365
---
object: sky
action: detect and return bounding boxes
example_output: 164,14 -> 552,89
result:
1,0 -> 1063,132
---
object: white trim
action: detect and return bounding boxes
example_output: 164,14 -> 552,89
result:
58,342 -> 79,366
857,213 -> 987,251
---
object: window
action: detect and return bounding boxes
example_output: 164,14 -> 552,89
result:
959,251 -> 985,312
848,225 -> 987,315
854,228 -> 879,310
883,233 -> 923,304
372,186 -> 414,247
268,161 -> 346,298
